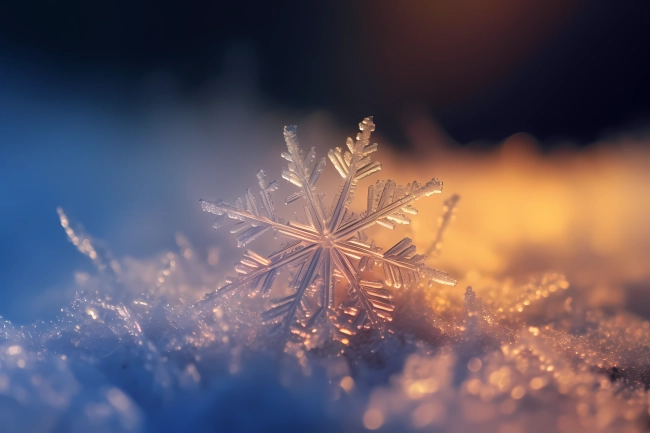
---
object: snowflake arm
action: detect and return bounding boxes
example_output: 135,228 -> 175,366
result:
198,243 -> 316,305
327,117 -> 382,233
425,193 -> 460,256
282,127 -> 328,231
337,237 -> 455,287
200,117 -> 457,340
331,247 -> 390,328
335,178 -> 442,239
262,246 -> 323,327
304,248 -> 334,328
199,198 -> 320,246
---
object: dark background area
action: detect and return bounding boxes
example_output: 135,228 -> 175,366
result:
1,0 -> 649,146
1,0 -> 649,323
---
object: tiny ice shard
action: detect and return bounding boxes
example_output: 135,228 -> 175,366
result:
200,117 -> 456,338
425,193 -> 460,257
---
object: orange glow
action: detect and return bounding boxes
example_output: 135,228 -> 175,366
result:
361,117 -> 650,310
356,1 -> 583,106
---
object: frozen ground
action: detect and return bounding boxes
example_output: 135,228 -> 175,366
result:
1,199 -> 649,433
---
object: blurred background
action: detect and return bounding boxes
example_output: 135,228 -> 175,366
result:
1,0 -> 649,324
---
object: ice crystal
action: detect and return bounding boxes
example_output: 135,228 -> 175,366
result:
425,193 -> 460,257
200,117 -> 456,339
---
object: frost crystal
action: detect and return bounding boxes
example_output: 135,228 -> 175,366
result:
200,117 -> 456,338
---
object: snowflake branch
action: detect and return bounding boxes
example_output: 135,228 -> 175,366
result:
200,199 -> 320,244
424,193 -> 460,257
335,179 -> 442,239
200,244 -> 318,302
305,248 -> 334,328
263,247 -> 324,328
282,126 -> 328,231
335,241 -> 417,272
336,239 -> 456,287
331,248 -> 379,325
327,117 -> 381,233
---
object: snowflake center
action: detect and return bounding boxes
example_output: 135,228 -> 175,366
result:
320,232 -> 337,247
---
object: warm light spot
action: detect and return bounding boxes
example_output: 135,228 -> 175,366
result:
530,377 -> 546,390
423,378 -> 439,393
340,376 -> 354,392
7,345 -> 21,355
411,401 -> 443,427
407,378 -> 439,399
17,359 -> 26,368
86,308 -> 98,320
467,357 -> 482,372
363,409 -> 384,430
466,378 -> 481,395
407,382 -> 424,398
510,386 -> 525,399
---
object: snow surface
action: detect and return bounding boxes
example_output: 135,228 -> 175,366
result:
2,119 -> 650,432
3,225 -> 649,433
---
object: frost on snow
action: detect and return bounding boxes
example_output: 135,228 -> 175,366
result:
3,122 -> 650,432
200,117 -> 456,340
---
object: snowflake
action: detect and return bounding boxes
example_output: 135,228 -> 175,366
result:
200,117 -> 456,338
